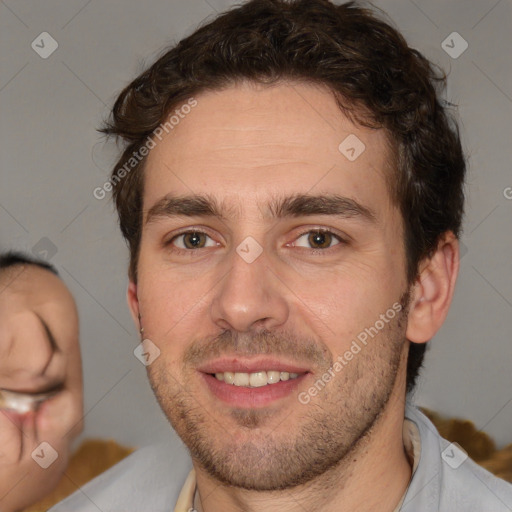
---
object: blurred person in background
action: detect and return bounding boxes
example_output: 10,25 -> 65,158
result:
0,252 -> 83,512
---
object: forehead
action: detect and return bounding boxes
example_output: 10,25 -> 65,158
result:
0,265 -> 72,310
143,80 -> 394,217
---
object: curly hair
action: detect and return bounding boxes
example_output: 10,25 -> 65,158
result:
101,0 -> 466,393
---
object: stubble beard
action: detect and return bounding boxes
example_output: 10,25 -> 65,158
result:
148,296 -> 410,491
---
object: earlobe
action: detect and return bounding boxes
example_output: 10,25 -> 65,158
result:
405,232 -> 460,344
127,281 -> 141,329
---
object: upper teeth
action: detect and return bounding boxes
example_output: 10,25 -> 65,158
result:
214,371 -> 301,387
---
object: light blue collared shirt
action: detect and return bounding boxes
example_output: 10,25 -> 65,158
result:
49,403 -> 512,511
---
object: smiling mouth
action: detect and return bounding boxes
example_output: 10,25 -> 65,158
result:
197,356 -> 311,407
210,370 -> 304,387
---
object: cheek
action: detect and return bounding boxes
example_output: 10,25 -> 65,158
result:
139,276 -> 202,329
137,271 -> 209,362
295,262 -> 401,354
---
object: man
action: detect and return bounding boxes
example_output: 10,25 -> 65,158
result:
0,252 -> 83,511
52,0 -> 512,510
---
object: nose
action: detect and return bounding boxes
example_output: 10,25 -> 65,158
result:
0,311 -> 54,383
210,242 -> 289,333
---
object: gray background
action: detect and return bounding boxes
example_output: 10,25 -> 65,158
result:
1,0 -> 511,451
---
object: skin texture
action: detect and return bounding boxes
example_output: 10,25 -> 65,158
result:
0,264 -> 83,512
127,80 -> 459,512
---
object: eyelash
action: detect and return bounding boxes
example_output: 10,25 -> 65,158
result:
164,227 -> 347,255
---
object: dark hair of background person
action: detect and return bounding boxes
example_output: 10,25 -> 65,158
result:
100,0 -> 467,394
0,251 -> 58,275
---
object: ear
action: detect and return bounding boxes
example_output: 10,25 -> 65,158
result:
406,231 -> 460,344
127,281 -> 141,330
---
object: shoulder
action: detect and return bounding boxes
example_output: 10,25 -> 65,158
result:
48,439 -> 192,512
403,403 -> 512,512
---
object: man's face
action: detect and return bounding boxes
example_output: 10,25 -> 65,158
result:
132,81 -> 411,490
0,265 -> 83,510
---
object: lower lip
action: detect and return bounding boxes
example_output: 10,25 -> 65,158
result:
201,372 -> 308,408
0,409 -> 34,428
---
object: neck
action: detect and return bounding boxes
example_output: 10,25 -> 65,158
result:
193,391 -> 412,512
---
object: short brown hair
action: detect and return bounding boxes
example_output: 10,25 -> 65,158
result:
102,0 -> 466,393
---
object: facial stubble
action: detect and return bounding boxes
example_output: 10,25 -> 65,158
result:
147,294 -> 410,491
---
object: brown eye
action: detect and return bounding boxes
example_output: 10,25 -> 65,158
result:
168,231 -> 217,250
183,232 -> 206,249
308,231 -> 334,249
293,229 -> 342,250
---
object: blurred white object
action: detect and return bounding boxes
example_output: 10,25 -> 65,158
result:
0,388 -> 59,414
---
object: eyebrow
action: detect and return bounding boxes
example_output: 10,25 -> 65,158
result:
145,193 -> 377,225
